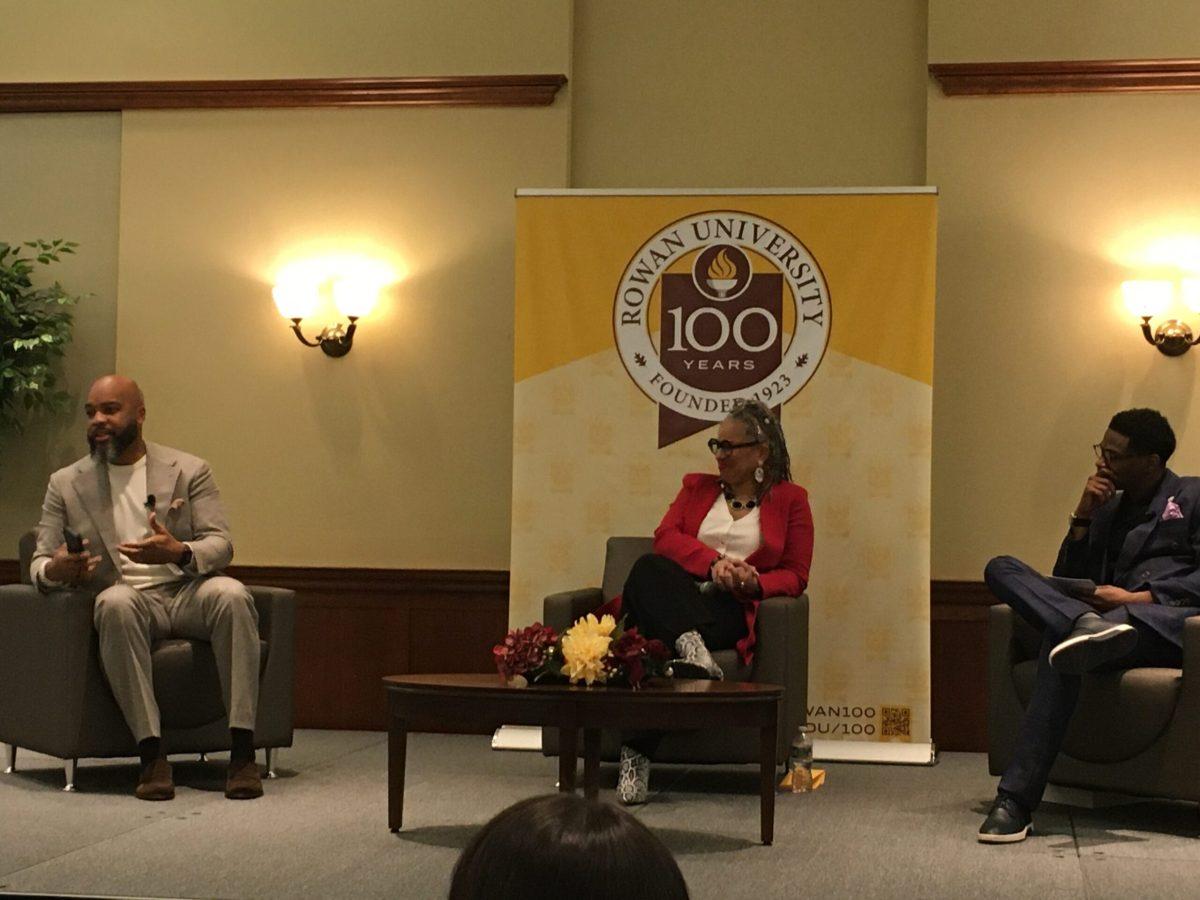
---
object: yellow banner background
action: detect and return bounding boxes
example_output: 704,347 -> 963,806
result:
513,191 -> 936,746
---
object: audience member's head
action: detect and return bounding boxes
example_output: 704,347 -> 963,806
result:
448,794 -> 689,900
1109,407 -> 1175,465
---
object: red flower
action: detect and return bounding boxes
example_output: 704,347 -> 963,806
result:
607,626 -> 668,688
493,622 -> 559,681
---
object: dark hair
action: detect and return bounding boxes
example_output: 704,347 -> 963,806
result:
727,398 -> 791,487
448,794 -> 689,900
1109,408 -> 1175,464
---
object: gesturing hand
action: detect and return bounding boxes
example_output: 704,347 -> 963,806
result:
118,512 -> 185,564
45,540 -> 102,585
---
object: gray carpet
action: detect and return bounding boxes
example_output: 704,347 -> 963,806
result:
0,732 -> 1197,899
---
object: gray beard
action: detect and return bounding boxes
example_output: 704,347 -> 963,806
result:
90,441 -> 117,465
88,422 -> 138,464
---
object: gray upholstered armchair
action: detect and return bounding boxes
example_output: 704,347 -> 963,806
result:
0,531 -> 296,791
989,603 -> 1200,801
542,536 -> 808,765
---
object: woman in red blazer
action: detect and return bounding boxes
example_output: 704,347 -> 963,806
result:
615,399 -> 814,803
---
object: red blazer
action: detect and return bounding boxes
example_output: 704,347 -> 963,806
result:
604,473 -> 814,666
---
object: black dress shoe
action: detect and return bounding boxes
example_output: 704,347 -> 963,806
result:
1049,612 -> 1137,675
978,796 -> 1031,844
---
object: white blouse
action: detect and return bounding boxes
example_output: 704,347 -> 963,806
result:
696,494 -> 763,561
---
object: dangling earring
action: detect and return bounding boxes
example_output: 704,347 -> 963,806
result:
754,465 -> 765,484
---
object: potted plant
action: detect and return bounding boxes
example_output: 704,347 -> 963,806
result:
0,239 -> 82,434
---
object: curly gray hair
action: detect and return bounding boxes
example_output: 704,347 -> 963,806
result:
727,398 -> 791,488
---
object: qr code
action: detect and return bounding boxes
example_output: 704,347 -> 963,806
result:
882,705 -> 911,738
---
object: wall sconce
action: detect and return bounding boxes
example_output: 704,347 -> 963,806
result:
1124,279 -> 1200,357
272,276 -> 379,358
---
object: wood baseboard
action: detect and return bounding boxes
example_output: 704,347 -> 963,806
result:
930,580 -> 994,752
0,558 -> 994,747
0,559 -> 508,732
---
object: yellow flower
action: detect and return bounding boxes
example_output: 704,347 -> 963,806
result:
560,613 -> 616,685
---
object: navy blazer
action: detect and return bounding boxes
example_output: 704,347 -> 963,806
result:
1054,468 -> 1200,647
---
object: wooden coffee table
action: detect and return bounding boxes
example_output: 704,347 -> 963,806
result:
382,673 -> 784,844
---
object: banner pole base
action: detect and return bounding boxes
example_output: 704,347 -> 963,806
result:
813,739 -> 936,765
492,724 -> 543,751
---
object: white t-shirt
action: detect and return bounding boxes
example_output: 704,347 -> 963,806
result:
107,456 -> 182,590
697,494 -> 763,561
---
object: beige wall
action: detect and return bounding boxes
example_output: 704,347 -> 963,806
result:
929,0 -> 1200,62
928,2 -> 1200,578
0,0 -> 569,80
0,114 -> 121,545
0,1 -> 571,569
23,2 -> 1184,582
571,0 -> 928,188
115,105 -> 567,567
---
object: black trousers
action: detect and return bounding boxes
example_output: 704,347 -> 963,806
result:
984,555 -> 1182,814
621,553 -> 748,651
619,554 -> 749,759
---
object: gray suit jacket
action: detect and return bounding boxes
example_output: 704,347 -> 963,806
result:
32,442 -> 234,593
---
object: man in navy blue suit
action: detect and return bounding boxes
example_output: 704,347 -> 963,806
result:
979,408 -> 1200,843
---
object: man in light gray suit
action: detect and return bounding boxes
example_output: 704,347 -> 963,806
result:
32,374 -> 263,801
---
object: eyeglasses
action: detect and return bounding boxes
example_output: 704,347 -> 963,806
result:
1093,443 -> 1139,464
708,438 -> 761,456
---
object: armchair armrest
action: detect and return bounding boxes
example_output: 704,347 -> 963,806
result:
0,584 -> 98,754
989,604 -> 1015,678
1183,615 -> 1200,684
243,586 -> 295,748
751,594 -> 808,763
543,588 -> 603,633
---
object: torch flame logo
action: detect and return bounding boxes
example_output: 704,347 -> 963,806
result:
704,248 -> 740,298
707,249 -> 737,280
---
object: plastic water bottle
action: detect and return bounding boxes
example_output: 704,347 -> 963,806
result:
788,724 -> 814,793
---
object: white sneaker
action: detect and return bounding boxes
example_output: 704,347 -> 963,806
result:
617,745 -> 649,805
675,630 -> 724,680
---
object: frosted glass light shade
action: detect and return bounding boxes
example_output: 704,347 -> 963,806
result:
1182,278 -> 1200,314
1122,280 -> 1172,319
332,277 -> 380,319
272,281 -> 320,320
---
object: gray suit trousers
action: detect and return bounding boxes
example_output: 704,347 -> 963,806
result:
93,575 -> 260,743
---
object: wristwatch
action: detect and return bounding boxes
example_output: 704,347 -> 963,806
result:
178,544 -> 194,567
1069,514 -> 1092,529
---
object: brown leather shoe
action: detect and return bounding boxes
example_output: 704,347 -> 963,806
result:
135,758 -> 175,801
225,758 -> 263,800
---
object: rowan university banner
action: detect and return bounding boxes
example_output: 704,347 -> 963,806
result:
512,189 -> 936,760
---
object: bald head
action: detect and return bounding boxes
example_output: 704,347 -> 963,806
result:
85,374 -> 146,464
88,374 -> 144,410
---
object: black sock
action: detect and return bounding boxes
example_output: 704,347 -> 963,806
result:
230,728 -> 255,765
138,737 -> 162,768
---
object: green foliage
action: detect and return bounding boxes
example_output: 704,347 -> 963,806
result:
0,239 -> 81,434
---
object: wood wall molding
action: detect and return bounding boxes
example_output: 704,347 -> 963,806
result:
929,58 -> 1200,96
0,559 -> 509,732
222,564 -> 510,731
0,74 -> 567,113
1,559 -> 993,747
930,579 -> 994,752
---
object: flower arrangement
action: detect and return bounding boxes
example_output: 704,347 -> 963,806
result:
493,614 -> 671,689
